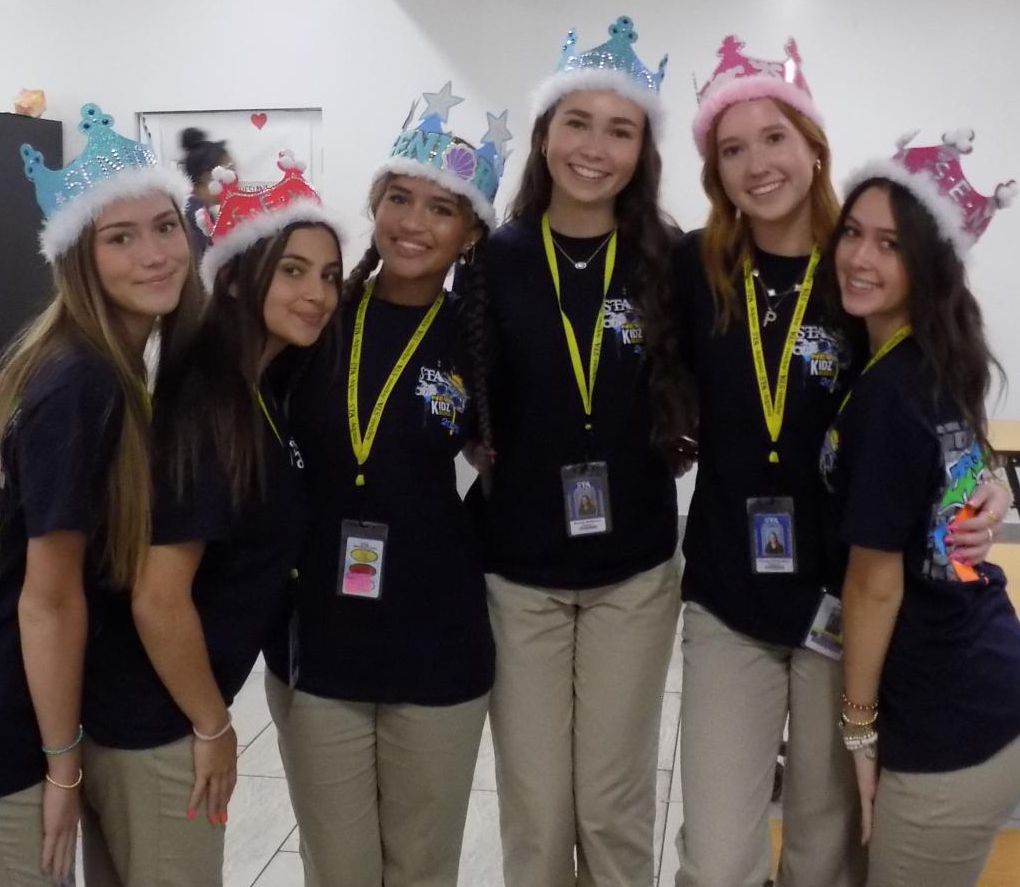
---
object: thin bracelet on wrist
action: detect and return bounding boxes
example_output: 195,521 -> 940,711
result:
841,692 -> 878,711
192,713 -> 232,742
42,724 -> 83,756
45,768 -> 83,790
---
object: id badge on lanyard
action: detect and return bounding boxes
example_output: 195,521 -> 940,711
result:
541,213 -> 619,540
338,519 -> 388,600
804,589 -> 844,660
746,496 -> 797,574
561,461 -> 612,537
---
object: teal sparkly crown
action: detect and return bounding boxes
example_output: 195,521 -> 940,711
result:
557,16 -> 667,93
19,103 -> 191,261
378,82 -> 511,229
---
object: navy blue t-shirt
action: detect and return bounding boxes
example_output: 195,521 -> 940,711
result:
265,294 -> 494,706
83,389 -> 307,749
677,232 -> 856,646
820,338 -> 1020,772
463,216 -> 678,590
0,344 -> 123,797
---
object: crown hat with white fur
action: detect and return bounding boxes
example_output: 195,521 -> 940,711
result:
844,129 -> 1017,257
373,82 -> 511,231
692,35 -> 823,158
532,15 -> 668,139
198,150 -> 343,291
20,103 -> 193,262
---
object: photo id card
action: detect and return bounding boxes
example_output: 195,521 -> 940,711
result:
338,519 -> 388,600
804,590 -> 844,660
561,462 -> 612,537
746,496 -> 797,574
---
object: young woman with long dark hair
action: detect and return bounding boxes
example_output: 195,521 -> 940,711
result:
466,18 -> 695,886
0,103 -> 200,885
265,85 -> 503,887
80,152 -> 341,886
820,133 -> 1020,887
670,39 -> 1009,887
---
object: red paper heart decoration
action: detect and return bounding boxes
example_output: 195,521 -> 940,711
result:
250,112 -> 268,130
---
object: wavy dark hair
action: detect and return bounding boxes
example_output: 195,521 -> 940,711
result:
509,103 -> 698,457
820,177 -> 1004,455
154,221 -> 342,509
342,173 -> 493,453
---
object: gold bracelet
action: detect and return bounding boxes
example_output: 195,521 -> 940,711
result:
45,768 -> 83,790
841,710 -> 878,728
841,692 -> 878,711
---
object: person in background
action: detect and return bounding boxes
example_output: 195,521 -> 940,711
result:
179,127 -> 233,258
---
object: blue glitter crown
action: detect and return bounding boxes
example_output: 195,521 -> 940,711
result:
21,104 -> 157,218
557,16 -> 667,93
378,82 -> 511,230
19,103 -> 192,261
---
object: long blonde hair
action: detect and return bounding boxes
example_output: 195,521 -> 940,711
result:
0,208 -> 204,587
700,99 -> 841,332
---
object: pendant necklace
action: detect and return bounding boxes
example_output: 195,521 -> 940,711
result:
550,230 -> 615,270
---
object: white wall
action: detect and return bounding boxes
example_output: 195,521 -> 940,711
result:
3,0 -> 1018,506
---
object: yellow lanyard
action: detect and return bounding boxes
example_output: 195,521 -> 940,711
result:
838,325 -> 912,415
139,384 -> 152,422
348,278 -> 444,487
540,212 -> 618,431
253,386 -> 282,445
744,246 -> 820,463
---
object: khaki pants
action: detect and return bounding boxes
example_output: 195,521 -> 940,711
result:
80,736 -> 224,887
486,559 -> 681,887
266,672 -> 488,887
675,602 -> 866,887
0,782 -> 52,887
868,731 -> 1020,887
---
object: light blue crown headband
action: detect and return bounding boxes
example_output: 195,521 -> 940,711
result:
20,103 -> 192,261
532,15 -> 668,137
374,82 -> 511,230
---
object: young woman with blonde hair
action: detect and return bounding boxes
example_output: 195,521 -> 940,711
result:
0,102 -> 200,885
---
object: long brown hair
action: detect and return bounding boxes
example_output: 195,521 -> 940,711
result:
510,104 -> 697,455
342,173 -> 495,453
0,207 -> 204,587
154,221 -> 342,510
820,178 -> 1005,456
700,99 -> 841,331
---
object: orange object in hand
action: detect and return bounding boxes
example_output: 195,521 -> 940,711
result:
949,505 -> 979,581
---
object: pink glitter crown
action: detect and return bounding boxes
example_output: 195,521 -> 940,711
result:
692,35 -> 823,157
846,129 -> 1016,256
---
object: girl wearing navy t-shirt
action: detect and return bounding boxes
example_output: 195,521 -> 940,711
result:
0,103 -> 200,885
820,149 -> 1020,887
265,86 -> 500,887
466,19 -> 695,887
670,38 -> 1009,887
80,159 -> 341,886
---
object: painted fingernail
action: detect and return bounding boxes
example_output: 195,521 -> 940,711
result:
221,812 -> 229,824
187,808 -> 196,820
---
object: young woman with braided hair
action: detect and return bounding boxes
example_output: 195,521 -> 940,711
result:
265,84 -> 505,887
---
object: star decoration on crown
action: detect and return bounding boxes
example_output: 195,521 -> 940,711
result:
420,82 -> 464,124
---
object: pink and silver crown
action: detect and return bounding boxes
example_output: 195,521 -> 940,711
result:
199,150 -> 342,290
692,35 -> 823,157
845,129 -> 1016,256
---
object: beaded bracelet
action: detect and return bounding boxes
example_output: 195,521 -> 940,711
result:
192,714 -> 232,742
842,731 -> 878,752
45,768 -> 83,790
42,724 -> 83,756
841,692 -> 878,711
841,710 -> 878,728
